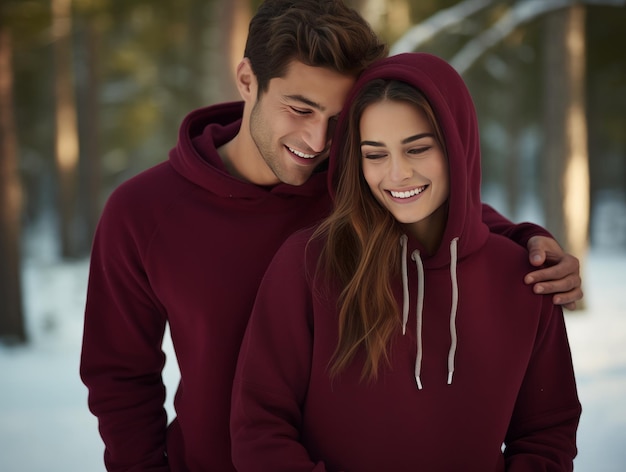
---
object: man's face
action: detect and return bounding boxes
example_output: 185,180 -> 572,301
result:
249,61 -> 356,186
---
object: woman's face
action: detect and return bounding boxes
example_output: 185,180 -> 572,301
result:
360,99 -> 449,247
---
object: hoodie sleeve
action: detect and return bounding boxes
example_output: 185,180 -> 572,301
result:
503,298 -> 581,471
482,203 -> 552,247
79,186 -> 169,471
231,234 -> 330,472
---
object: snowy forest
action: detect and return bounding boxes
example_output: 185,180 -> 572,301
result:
1,0 -> 625,471
2,0 -> 626,339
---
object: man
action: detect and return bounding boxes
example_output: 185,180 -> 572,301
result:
80,1 -> 582,471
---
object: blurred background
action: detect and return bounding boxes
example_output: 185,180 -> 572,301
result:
1,0 -> 625,470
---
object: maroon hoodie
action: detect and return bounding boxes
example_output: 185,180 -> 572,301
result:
81,70 -> 556,471
79,102 -> 333,471
231,53 -> 581,471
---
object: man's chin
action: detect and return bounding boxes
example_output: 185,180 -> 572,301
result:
278,170 -> 315,187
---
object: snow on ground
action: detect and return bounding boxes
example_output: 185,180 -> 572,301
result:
1,231 -> 625,471
563,249 -> 626,471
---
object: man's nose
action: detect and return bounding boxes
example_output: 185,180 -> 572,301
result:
304,120 -> 328,154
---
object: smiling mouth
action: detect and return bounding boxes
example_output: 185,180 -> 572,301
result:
287,146 -> 317,159
389,186 -> 427,199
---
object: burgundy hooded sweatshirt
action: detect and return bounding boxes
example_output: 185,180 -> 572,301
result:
230,53 -> 581,471
79,102 -> 333,471
81,66 -> 555,470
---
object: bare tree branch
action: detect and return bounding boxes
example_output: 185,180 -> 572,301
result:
451,0 -> 626,74
390,0 -> 497,55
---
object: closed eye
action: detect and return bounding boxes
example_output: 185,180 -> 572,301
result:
408,146 -> 432,156
361,142 -> 387,160
362,152 -> 387,160
290,106 -> 312,115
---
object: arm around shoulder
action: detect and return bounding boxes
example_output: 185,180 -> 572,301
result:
482,204 -> 583,309
481,203 -> 552,247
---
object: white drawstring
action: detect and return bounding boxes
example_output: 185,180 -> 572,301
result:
400,235 -> 409,335
447,238 -> 459,385
411,249 -> 424,390
399,236 -> 460,390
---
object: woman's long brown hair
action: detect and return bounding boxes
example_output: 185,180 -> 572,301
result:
312,79 -> 445,382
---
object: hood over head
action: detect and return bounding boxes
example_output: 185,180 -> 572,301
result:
328,52 -> 489,265
327,53 -> 491,389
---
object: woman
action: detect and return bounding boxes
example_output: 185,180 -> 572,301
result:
230,53 -> 581,471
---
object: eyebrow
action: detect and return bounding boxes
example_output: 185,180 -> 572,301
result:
284,94 -> 325,112
360,132 -> 434,147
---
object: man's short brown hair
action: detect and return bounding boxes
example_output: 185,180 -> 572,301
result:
244,0 -> 387,95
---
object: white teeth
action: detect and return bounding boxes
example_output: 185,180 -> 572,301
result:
288,147 -> 316,159
390,187 -> 426,199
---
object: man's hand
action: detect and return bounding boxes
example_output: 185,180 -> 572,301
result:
524,235 -> 583,310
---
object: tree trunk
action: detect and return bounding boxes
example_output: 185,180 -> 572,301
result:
52,0 -> 80,258
349,0 -> 387,32
183,0 -> 211,109
504,102 -> 521,220
0,28 -> 27,344
78,14 -> 101,252
350,0 -> 410,40
215,0 -> 251,102
542,5 -> 589,308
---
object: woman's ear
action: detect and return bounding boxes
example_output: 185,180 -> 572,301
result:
235,58 -> 257,102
